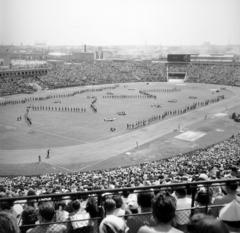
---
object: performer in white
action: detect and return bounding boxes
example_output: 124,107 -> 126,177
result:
24,107 -> 32,127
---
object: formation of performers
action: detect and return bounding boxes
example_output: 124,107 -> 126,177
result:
0,84 -> 119,106
90,97 -> 98,113
31,105 -> 87,113
103,94 -> 156,99
140,87 -> 181,93
138,90 -> 157,99
126,95 -> 225,130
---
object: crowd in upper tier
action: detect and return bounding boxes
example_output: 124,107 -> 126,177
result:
0,60 -> 240,96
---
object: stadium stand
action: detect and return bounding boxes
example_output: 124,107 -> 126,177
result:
1,61 -> 240,97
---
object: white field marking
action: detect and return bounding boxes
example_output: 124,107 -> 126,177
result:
175,131 -> 206,142
216,129 -> 224,132
214,113 -> 228,117
176,83 -> 186,86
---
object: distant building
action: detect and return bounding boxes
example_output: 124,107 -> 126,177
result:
70,52 -> 94,63
191,54 -> 234,63
95,47 -> 104,60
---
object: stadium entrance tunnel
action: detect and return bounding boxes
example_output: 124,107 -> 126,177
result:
167,72 -> 186,83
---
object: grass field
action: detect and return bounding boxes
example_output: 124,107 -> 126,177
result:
0,82 -> 240,175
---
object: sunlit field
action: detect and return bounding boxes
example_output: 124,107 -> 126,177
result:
0,82 -> 239,175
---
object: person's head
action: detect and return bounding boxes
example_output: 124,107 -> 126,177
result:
21,206 -> 38,225
152,191 -> 176,224
187,214 -> 229,233
225,180 -> 238,193
55,200 -> 66,211
137,190 -> 154,210
175,186 -> 187,198
231,166 -> 238,177
113,195 -> 123,209
86,196 -> 99,218
0,211 -> 20,233
0,192 -> 14,211
27,189 -> 36,196
104,198 -> 116,214
37,201 -> 55,223
195,188 -> 212,206
71,200 -> 81,212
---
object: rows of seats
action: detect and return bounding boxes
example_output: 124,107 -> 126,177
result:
0,61 -> 240,96
187,63 -> 240,85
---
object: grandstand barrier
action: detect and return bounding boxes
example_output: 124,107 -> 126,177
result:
1,179 -> 239,233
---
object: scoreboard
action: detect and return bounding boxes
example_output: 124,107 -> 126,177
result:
167,54 -> 191,62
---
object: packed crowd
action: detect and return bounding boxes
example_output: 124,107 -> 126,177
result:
1,185 -> 240,233
39,61 -> 166,89
0,171 -> 240,233
1,61 -> 240,97
187,63 -> 240,86
0,75 -> 37,96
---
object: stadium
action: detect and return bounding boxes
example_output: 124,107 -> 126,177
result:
2,0 -> 240,232
1,53 -> 240,177
1,50 -> 240,233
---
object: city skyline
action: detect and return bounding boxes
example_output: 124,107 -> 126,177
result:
1,0 -> 240,46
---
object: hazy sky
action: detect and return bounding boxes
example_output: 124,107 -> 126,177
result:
1,0 -> 240,46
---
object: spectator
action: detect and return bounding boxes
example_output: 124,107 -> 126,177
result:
212,180 -> 239,217
187,213 -> 229,233
0,211 -> 20,233
20,206 -> 38,233
219,199 -> 240,232
173,186 -> 192,231
28,201 -> 67,233
138,191 -> 183,233
99,198 -> 128,233
194,187 -> 213,215
68,199 -> 91,233
127,190 -> 155,233
55,201 -> 69,223
113,194 -> 129,218
86,196 -> 101,233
